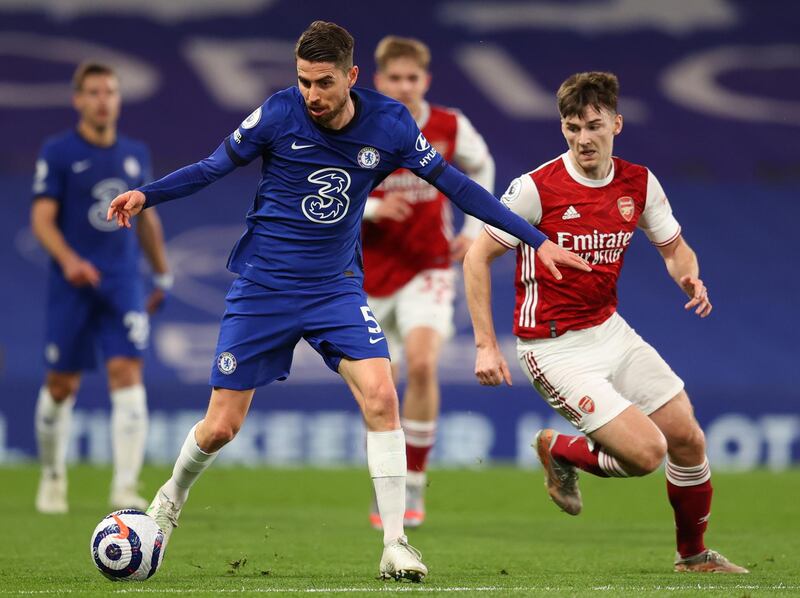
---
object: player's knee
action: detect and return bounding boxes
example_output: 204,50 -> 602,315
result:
669,423 -> 706,456
200,419 -> 240,451
405,353 -> 437,386
106,359 -> 142,389
46,374 -> 79,402
622,432 -> 667,476
636,434 -> 668,474
362,381 -> 399,425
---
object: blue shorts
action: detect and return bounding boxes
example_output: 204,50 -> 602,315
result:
209,276 -> 390,390
44,273 -> 148,372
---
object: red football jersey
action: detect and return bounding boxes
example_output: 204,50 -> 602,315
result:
362,103 -> 492,297
486,153 -> 681,339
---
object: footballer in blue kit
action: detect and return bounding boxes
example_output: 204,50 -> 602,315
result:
31,63 -> 172,515
108,21 -> 590,582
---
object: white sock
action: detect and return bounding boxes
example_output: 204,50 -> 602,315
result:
367,429 -> 407,545
587,437 -> 630,478
162,423 -> 218,507
110,384 -> 148,492
666,458 -> 711,486
35,386 -> 74,478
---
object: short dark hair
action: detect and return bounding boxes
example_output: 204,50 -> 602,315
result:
374,36 -> 430,71
557,72 -> 619,119
72,62 -> 117,91
295,20 -> 354,71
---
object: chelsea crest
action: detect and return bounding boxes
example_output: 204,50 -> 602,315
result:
357,146 -> 380,169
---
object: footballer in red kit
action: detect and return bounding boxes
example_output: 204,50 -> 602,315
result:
364,36 -> 494,529
464,71 -> 748,573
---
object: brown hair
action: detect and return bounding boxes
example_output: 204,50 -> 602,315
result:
295,20 -> 354,71
72,62 -> 116,91
374,35 -> 431,71
557,72 -> 619,118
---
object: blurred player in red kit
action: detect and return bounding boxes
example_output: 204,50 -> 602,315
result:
363,36 -> 495,529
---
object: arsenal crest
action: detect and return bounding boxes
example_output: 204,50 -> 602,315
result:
617,196 -> 635,222
578,396 -> 595,414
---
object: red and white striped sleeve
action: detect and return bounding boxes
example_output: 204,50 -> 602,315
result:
638,169 -> 681,247
484,173 -> 542,248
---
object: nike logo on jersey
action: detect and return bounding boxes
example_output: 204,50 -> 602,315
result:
291,141 -> 315,150
369,336 -> 385,344
71,159 -> 91,173
562,205 -> 581,220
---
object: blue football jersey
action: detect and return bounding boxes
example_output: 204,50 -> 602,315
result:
32,130 -> 152,276
222,86 -> 445,290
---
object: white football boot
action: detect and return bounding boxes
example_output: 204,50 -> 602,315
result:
403,481 -> 426,528
145,485 -> 182,546
35,473 -> 68,514
674,549 -> 749,573
379,536 -> 427,582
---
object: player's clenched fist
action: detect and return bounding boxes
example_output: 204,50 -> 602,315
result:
474,344 -> 513,387
107,189 -> 146,228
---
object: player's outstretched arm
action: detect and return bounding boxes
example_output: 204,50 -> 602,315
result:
107,141 -> 240,229
656,235 -> 712,318
430,164 -> 591,277
463,231 -> 513,387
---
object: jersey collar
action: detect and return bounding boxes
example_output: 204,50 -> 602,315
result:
561,152 -> 615,188
308,89 -> 362,136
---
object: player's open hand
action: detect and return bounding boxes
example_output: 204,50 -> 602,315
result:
107,190 -> 146,228
375,192 -> 412,223
475,344 -> 513,386
536,239 -> 592,280
62,255 -> 100,288
680,275 -> 712,317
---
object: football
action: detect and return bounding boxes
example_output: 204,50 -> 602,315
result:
89,509 -> 164,581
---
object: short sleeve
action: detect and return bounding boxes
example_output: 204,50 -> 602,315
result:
638,170 -> 681,246
32,142 -> 65,201
485,174 -> 542,248
394,107 -> 445,179
453,111 -> 491,173
225,93 -> 286,165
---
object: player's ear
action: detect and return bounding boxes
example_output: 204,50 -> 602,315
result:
348,65 -> 359,88
614,113 -> 623,136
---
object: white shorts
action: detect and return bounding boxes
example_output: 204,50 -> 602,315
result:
516,312 -> 684,434
368,268 -> 455,363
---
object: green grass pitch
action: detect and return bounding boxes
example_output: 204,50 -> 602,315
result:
0,466 -> 797,596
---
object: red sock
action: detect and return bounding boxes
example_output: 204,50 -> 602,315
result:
666,459 -> 712,558
403,419 -> 436,473
551,434 -> 611,477
406,444 -> 432,473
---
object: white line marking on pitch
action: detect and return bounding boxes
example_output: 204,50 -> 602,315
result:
4,584 -> 800,594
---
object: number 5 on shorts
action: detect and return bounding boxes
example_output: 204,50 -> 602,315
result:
360,306 -> 382,334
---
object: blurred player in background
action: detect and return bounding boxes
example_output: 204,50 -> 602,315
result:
364,36 -> 494,529
463,72 -> 747,573
106,21 -> 588,581
31,62 -> 171,514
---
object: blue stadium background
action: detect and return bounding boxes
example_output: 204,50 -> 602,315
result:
0,0 -> 798,469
